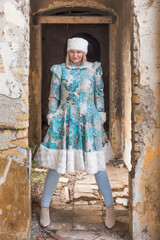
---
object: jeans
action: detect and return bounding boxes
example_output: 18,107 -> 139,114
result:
41,169 -> 113,207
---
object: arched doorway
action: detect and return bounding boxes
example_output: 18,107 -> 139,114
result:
30,4 -> 130,237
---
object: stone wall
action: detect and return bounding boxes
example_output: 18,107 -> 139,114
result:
131,0 -> 160,239
0,0 -> 30,239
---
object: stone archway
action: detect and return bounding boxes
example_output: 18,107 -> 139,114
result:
29,0 -> 131,236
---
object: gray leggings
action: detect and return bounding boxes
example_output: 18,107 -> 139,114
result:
41,169 -> 113,207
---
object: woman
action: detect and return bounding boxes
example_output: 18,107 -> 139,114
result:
34,37 -> 115,229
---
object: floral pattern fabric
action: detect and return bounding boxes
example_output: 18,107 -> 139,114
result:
34,61 -> 113,174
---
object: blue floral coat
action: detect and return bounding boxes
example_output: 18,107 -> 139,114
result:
34,61 -> 112,174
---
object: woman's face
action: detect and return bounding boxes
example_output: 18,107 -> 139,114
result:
68,49 -> 84,66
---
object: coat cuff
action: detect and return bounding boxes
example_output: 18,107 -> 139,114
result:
47,113 -> 54,125
99,112 -> 106,123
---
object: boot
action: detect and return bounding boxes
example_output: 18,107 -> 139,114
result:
105,204 -> 115,229
40,206 -> 50,227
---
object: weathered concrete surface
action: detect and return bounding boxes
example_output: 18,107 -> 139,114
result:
0,159 -> 30,240
130,0 -> 160,239
0,0 -> 30,239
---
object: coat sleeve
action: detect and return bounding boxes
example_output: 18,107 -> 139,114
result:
47,64 -> 62,125
94,62 -> 106,123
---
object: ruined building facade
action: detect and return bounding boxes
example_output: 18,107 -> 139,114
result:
0,0 -> 160,239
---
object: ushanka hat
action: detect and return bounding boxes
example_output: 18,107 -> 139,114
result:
67,37 -> 88,54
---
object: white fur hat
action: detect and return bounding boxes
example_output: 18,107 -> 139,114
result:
67,37 -> 88,54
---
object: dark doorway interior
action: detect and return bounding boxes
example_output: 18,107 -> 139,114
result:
41,24 -> 109,139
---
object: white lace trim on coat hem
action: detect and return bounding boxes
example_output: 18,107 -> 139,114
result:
34,142 -> 113,174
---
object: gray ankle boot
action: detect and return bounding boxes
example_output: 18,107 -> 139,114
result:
105,204 -> 115,229
40,206 -> 50,227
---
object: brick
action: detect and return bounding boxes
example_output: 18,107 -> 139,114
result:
115,198 -> 129,207
74,205 -> 102,216
132,95 -> 140,104
134,143 -> 140,152
132,124 -> 139,132
134,115 -> 144,123
133,152 -> 141,160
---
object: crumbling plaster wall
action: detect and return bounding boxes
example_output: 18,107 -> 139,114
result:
0,0 -> 30,239
131,0 -> 160,239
